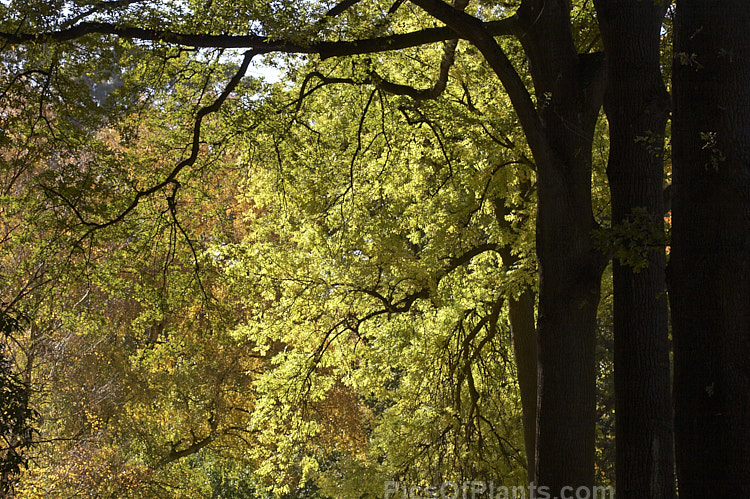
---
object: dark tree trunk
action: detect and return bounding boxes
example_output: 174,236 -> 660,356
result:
532,142 -> 604,496
534,257 -> 601,494
595,3 -> 676,498
496,197 -> 539,485
669,2 -> 750,496
516,2 -> 608,494
513,13 -> 606,499
508,290 -> 538,484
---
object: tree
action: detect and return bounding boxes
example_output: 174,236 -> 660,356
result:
225,58 -> 537,492
412,3 -> 608,492
594,2 -> 675,497
670,1 -> 750,496
0,1 -> 694,496
0,41 -> 279,496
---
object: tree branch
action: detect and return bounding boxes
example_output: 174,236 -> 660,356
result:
373,0 -> 468,100
408,0 -> 548,162
162,433 -> 214,464
75,49 -> 257,235
0,18 -> 518,59
61,0 -> 147,29
161,413 -> 219,465
325,0 -> 365,17
356,243 -> 499,315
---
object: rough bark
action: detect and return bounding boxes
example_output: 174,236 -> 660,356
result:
594,3 -> 676,498
670,1 -> 750,496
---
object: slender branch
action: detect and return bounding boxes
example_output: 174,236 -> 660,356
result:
0,69 -> 50,103
372,0 -> 468,100
61,0 -> 147,29
295,68 -> 445,107
388,0 -> 406,15
446,243 -> 500,271
167,182 -> 210,302
293,71 -> 356,115
369,36 -> 458,100
356,243 -> 499,315
326,0 -> 365,17
161,414 -> 219,465
74,49 -> 257,235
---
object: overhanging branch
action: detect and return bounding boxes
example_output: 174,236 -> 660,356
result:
0,18 -> 518,59
408,0 -> 548,162
325,0 -> 366,17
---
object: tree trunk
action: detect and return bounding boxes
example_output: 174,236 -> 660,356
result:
595,3 -> 676,498
493,2 -> 609,494
509,290 -> 537,484
670,2 -> 750,496
496,197 -> 539,485
515,3 -> 607,494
